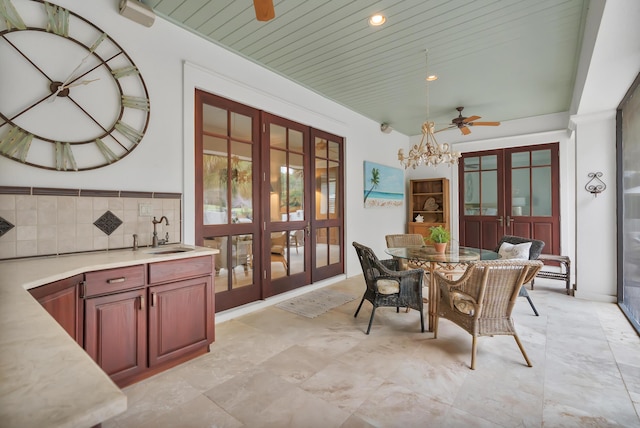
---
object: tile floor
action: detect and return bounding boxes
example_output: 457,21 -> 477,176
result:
104,277 -> 640,428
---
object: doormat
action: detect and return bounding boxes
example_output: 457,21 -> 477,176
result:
276,289 -> 356,318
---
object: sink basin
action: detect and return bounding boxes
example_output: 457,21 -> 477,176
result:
145,247 -> 194,255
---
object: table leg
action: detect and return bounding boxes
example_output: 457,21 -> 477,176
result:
428,261 -> 437,332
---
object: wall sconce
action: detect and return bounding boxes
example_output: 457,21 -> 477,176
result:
585,172 -> 606,197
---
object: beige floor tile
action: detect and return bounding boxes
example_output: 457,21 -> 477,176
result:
114,371 -> 202,427
352,381 -> 449,427
132,394 -> 242,428
300,361 -> 386,412
203,366 -> 300,423
242,386 -> 351,428
261,344 -> 334,384
543,400 -> 627,427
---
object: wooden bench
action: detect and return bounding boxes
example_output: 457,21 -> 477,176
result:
532,254 -> 573,295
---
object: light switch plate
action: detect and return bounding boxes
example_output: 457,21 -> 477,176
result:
139,203 -> 153,217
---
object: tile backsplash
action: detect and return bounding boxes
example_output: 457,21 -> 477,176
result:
0,187 -> 181,260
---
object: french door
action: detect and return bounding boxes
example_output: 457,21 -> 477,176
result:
459,143 -> 560,254
195,91 -> 344,311
195,91 -> 261,312
311,128 -> 344,280
262,113 -> 312,296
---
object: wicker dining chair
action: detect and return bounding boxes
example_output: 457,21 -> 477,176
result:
385,233 -> 431,313
352,242 -> 425,334
385,234 -> 425,270
433,259 -> 543,370
495,235 -> 545,316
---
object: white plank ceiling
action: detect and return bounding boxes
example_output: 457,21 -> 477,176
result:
148,0 -> 590,136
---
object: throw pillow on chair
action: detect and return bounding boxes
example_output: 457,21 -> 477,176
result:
498,242 -> 532,260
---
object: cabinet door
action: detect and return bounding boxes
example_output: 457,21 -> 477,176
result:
29,274 -> 84,346
148,276 -> 213,368
84,289 -> 146,384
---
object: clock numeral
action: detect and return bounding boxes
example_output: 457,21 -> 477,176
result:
0,125 -> 32,162
95,138 -> 118,164
90,33 -> 108,53
122,96 -> 150,111
112,66 -> 139,79
115,121 -> 143,144
45,2 -> 69,37
55,142 -> 77,171
0,0 -> 25,30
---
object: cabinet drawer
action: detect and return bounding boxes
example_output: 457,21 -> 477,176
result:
148,255 -> 213,285
84,265 -> 145,297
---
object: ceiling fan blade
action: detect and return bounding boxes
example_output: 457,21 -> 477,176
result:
463,115 -> 481,123
253,0 -> 275,21
468,121 -> 501,126
460,126 -> 471,135
434,125 -> 456,133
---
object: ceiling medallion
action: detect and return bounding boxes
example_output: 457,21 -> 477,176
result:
398,51 -> 460,169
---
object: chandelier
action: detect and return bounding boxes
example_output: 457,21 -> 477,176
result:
398,52 -> 461,169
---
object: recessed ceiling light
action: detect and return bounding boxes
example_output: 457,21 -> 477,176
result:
368,14 -> 386,26
426,74 -> 438,81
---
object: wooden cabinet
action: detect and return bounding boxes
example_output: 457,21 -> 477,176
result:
408,178 -> 450,241
148,276 -> 213,367
83,265 -> 146,384
82,257 -> 214,387
148,256 -> 214,368
29,274 -> 84,346
83,265 -> 146,297
84,288 -> 147,384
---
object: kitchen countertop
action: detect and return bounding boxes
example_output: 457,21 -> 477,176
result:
0,244 -> 217,428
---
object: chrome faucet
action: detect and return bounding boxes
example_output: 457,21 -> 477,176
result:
151,216 -> 169,247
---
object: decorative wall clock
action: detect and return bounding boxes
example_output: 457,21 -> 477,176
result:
0,0 -> 150,171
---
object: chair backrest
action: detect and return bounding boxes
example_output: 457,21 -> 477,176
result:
385,234 -> 424,248
495,235 -> 545,260
451,260 -> 544,318
352,242 -> 396,288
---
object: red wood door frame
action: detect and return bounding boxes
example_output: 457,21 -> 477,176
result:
459,143 -> 560,254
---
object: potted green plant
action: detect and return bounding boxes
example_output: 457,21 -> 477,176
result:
429,225 -> 450,253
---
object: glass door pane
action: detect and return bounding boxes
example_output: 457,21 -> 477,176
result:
203,136 -> 228,225
510,149 -> 553,217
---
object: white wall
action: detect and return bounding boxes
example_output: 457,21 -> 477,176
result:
572,111 -> 618,301
0,0 -> 409,279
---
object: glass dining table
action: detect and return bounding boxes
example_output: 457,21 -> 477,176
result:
385,243 -> 500,332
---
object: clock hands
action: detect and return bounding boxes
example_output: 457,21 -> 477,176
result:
50,33 -> 110,100
64,78 -> 100,89
48,78 -> 101,101
50,50 -> 96,99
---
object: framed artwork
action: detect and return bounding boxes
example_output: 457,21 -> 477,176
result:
363,161 -> 404,208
